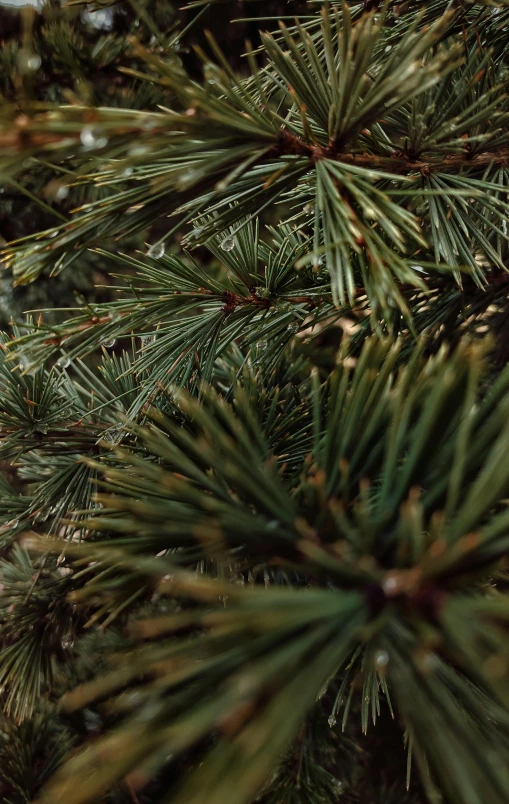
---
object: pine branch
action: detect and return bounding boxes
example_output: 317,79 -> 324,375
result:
0,3 -> 478,315
4,224 -> 341,415
0,547 -> 76,721
0,707 -> 75,804
17,333 -> 509,804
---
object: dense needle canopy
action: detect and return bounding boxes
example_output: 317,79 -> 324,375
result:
2,2 -> 509,804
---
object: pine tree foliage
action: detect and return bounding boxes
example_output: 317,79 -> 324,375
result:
1,1 -> 509,314
2,2 -> 509,804
0,705 -> 74,804
0,546 -> 76,721
9,223 -> 340,417
0,0 -> 175,327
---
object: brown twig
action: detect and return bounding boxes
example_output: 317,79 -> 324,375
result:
268,128 -> 509,174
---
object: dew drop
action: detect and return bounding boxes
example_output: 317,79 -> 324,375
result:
28,53 -> 42,70
18,51 -> 41,73
128,144 -> 149,157
287,322 -> 299,334
55,184 -> 69,201
141,333 -> 156,346
255,340 -> 268,350
80,125 -> 108,150
61,637 -> 74,650
108,310 -> 122,322
204,65 -> 220,85
328,714 -> 337,728
382,573 -> 399,595
122,167 -> 134,178
45,180 -> 69,202
83,8 -> 114,30
57,354 -> 71,369
175,169 -> 199,189
18,354 -> 36,375
148,242 -> 165,259
375,649 -> 389,668
220,237 -> 235,252
104,427 -> 123,445
103,338 -> 117,348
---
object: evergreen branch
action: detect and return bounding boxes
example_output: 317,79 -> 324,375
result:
66,336 -> 509,582
4,226 -> 340,414
385,618 -> 509,803
34,565 -> 366,804
0,546 -> 75,721
0,708 -> 75,804
0,4 -> 477,313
